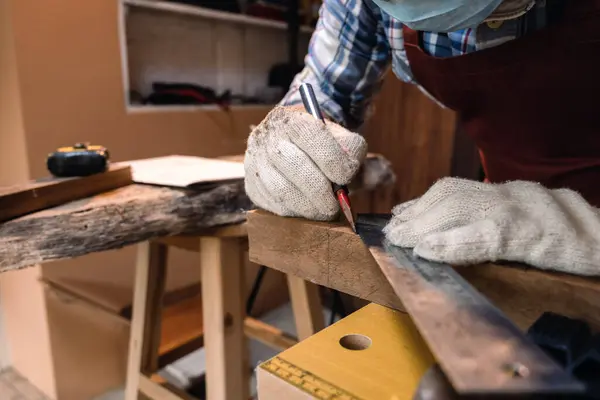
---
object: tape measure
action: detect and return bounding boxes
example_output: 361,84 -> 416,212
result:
47,143 -> 109,177
261,357 -> 363,400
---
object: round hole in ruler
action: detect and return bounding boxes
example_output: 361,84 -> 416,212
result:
339,334 -> 372,351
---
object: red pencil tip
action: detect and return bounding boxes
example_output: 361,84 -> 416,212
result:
336,190 -> 356,233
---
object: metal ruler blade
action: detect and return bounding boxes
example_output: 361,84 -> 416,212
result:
356,214 -> 584,396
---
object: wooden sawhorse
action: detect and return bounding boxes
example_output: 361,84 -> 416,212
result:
124,223 -> 325,400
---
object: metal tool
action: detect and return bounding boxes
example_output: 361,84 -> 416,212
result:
47,143 -> 109,177
356,214 -> 585,396
299,82 -> 356,232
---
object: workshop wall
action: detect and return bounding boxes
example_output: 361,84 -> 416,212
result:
9,2 -> 266,171
1,0 -> 298,397
0,0 -> 28,185
125,5 -> 310,104
0,0 -> 55,396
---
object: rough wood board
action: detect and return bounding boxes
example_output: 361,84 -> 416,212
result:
0,183 -> 250,272
244,317 -> 298,351
0,164 -> 132,222
0,154 -> 392,273
247,210 -> 600,331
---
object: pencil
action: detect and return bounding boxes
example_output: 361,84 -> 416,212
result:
298,82 -> 357,232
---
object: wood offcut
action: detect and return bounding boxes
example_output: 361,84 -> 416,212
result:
0,183 -> 251,272
0,164 -> 132,222
247,210 -> 600,331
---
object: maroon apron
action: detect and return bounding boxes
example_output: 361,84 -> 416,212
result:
402,1 -> 600,206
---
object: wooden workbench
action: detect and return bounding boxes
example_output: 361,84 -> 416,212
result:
0,154 -> 392,272
247,210 -> 600,331
0,154 -> 393,399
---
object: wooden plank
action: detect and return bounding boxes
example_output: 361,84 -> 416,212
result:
158,294 -> 296,363
158,293 -> 297,361
140,243 -> 168,374
200,237 -> 249,400
158,293 -> 206,368
0,164 -> 132,222
244,317 -> 298,351
124,242 -> 154,400
0,154 -> 391,273
46,277 -> 205,371
0,183 -> 250,272
125,243 -> 201,400
247,210 -> 600,331
287,276 -> 325,340
45,275 -> 289,372
155,223 -> 248,252
139,374 -> 191,400
125,0 -> 315,34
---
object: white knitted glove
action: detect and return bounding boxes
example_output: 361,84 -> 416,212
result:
383,178 -> 600,276
244,106 -> 367,221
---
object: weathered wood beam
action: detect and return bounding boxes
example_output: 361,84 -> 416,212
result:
0,164 -> 132,222
0,154 -> 393,272
0,183 -> 250,272
247,210 -> 600,331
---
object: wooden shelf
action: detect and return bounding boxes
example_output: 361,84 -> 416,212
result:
159,293 -> 206,368
126,104 -> 276,114
156,287 -> 297,368
123,0 -> 315,34
46,275 -> 296,373
121,0 -> 310,108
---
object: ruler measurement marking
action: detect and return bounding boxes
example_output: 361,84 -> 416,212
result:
261,357 -> 363,400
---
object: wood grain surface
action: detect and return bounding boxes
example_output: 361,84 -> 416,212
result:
0,164 -> 132,222
247,210 -> 600,331
0,183 -> 250,272
0,154 -> 393,273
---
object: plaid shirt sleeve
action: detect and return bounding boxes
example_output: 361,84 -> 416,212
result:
279,0 -> 394,130
279,0 -> 550,129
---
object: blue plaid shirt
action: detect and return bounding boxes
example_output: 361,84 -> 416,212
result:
281,0 -> 550,129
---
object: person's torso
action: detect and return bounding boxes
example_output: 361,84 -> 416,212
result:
380,1 -> 562,91
381,0 -> 600,206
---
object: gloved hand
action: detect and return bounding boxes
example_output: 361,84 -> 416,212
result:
384,178 -> 600,276
244,106 -> 367,221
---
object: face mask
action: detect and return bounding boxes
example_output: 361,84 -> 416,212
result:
371,0 -> 504,32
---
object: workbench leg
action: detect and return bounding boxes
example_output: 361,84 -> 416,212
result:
201,237 -> 249,400
287,276 -> 325,341
124,242 -> 168,400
